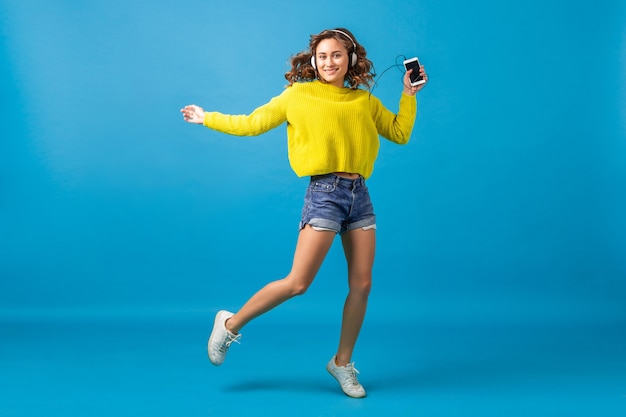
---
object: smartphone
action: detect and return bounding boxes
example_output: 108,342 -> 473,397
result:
403,57 -> 425,86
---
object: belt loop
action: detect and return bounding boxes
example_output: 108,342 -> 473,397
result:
334,175 -> 340,187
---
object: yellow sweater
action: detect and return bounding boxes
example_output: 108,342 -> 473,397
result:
203,80 -> 417,179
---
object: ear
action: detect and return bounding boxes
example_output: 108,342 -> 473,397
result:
310,55 -> 316,69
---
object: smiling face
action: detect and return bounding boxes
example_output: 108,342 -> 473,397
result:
314,38 -> 350,88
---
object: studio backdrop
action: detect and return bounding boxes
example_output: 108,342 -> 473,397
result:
1,0 -> 624,325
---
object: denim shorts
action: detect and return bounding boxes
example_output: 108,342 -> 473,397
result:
299,174 -> 376,235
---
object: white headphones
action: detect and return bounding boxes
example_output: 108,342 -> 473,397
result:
310,29 -> 358,69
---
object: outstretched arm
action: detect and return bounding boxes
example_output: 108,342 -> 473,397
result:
179,94 -> 288,136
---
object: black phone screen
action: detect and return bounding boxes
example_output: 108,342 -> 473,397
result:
405,59 -> 422,84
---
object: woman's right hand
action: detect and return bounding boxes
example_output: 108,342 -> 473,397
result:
180,104 -> 205,124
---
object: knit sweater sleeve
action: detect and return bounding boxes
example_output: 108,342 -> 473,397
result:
202,90 -> 288,136
371,92 -> 417,145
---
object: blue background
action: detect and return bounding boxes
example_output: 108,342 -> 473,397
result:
1,0 -> 625,416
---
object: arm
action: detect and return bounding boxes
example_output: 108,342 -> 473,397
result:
180,92 -> 288,136
373,65 -> 428,144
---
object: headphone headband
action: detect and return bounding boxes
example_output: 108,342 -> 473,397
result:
326,29 -> 356,49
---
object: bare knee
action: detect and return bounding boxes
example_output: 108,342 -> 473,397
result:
349,274 -> 372,298
283,275 -> 312,297
291,283 -> 309,296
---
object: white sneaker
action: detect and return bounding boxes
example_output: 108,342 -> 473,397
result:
207,310 -> 241,366
326,355 -> 367,398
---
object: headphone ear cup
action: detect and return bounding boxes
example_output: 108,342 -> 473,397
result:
310,56 -> 316,69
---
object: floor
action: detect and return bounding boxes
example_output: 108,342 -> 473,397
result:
1,306 -> 625,417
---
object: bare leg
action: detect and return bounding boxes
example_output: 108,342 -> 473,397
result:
335,228 -> 375,366
226,225 -> 335,333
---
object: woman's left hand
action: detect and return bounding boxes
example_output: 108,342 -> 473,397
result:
403,65 -> 428,96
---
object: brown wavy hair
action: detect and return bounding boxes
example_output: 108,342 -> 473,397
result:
284,28 -> 375,90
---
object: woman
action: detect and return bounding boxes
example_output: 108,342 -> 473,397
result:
180,28 -> 427,398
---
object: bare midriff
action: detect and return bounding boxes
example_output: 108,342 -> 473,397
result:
333,172 -> 361,179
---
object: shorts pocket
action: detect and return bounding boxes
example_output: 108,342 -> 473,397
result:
310,180 -> 336,193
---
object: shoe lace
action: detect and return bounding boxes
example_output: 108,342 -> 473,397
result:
219,332 -> 241,353
343,362 -> 361,386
